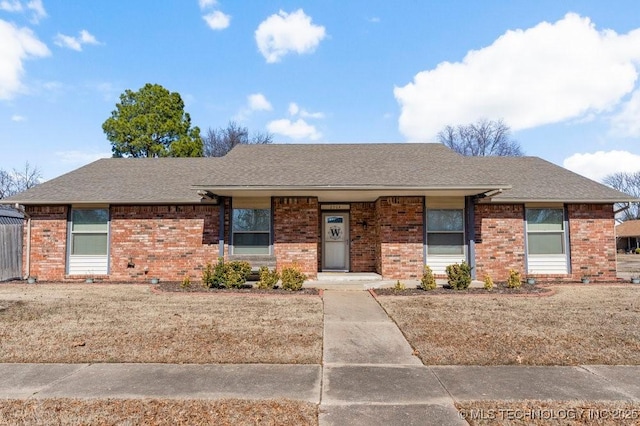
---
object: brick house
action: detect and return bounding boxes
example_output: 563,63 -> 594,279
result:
2,143 -> 634,283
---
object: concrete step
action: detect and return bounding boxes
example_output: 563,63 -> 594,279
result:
316,272 -> 383,282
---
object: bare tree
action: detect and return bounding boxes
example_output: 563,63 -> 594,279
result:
202,121 -> 273,157
603,171 -> 640,221
0,162 -> 42,199
437,119 -> 523,156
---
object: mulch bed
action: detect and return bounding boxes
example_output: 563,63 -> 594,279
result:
155,281 -> 320,295
374,283 -> 553,296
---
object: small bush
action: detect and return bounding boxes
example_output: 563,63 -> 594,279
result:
483,274 -> 494,291
224,260 -> 252,289
202,258 -> 251,289
202,262 -> 214,288
419,266 -> 437,291
506,269 -> 522,288
635,248 -> 640,254
393,280 -> 406,291
445,262 -> 472,290
181,275 -> 191,288
257,266 -> 280,289
281,265 -> 306,291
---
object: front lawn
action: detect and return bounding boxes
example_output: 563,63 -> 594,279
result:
0,284 -> 323,364
377,285 -> 640,365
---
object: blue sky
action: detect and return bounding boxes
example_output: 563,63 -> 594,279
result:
2,1 -> 640,182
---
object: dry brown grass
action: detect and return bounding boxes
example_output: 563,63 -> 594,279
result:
456,400 -> 640,425
0,398 -> 317,426
0,284 -> 322,364
377,285 -> 640,365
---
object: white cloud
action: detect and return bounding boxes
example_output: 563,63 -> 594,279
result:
0,0 -> 22,12
611,89 -> 640,137
248,93 -> 272,111
288,101 -> 324,118
198,0 -> 216,9
395,13 -> 640,141
26,0 -> 45,23
563,150 -> 640,181
0,0 -> 46,23
255,9 -> 326,63
199,0 -> 230,31
233,92 -> 273,121
203,11 -> 230,30
0,19 -> 50,100
267,118 -> 322,140
55,150 -> 111,165
54,29 -> 100,51
10,114 -> 25,121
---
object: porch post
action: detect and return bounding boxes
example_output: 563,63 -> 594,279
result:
465,196 -> 476,280
218,197 -> 225,258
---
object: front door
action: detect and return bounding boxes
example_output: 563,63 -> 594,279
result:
322,212 -> 349,271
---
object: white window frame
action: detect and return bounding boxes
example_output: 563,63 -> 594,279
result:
67,207 -> 110,275
525,207 -> 568,274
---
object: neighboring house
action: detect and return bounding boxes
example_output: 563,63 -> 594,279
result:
1,143 -> 635,283
0,207 -> 24,281
615,220 -> 640,253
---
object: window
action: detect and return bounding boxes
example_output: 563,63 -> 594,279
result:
526,208 -> 564,255
426,209 -> 464,255
70,209 -> 109,255
232,208 -> 270,254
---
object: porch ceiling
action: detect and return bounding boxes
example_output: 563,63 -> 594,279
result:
191,185 -> 510,202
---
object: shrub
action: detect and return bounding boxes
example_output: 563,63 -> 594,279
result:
419,266 -> 437,291
393,280 -> 406,291
202,262 -> 214,288
281,265 -> 306,291
224,260 -> 252,289
445,262 -> 472,290
635,248 -> 640,255
202,258 -> 251,289
181,275 -> 191,288
483,274 -> 494,291
257,266 -> 280,289
506,269 -> 522,288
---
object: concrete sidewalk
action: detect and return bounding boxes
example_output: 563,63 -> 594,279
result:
1,289 -> 640,425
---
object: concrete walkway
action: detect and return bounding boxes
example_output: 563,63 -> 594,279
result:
320,290 -> 465,425
2,289 -> 640,425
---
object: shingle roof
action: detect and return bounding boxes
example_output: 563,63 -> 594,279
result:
616,220 -> 640,238
0,143 -> 635,204
466,156 -> 633,203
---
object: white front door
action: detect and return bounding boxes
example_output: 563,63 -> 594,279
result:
322,212 -> 349,271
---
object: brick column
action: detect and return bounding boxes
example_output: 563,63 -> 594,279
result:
376,196 -> 424,279
273,197 -> 319,278
474,203 -> 526,281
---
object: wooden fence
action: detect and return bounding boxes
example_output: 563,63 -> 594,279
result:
0,223 -> 22,281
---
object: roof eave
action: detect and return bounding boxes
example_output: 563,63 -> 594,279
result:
487,198 -> 639,204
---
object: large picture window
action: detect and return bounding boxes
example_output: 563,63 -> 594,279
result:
232,208 -> 270,254
426,209 -> 464,255
526,208 -> 565,255
70,209 -> 109,255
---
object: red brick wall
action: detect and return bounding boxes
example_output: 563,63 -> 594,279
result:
24,206 -> 68,281
109,205 -> 219,282
567,204 -> 616,281
350,202 -> 377,272
474,204 -> 526,281
273,197 -> 318,278
376,196 -> 424,279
